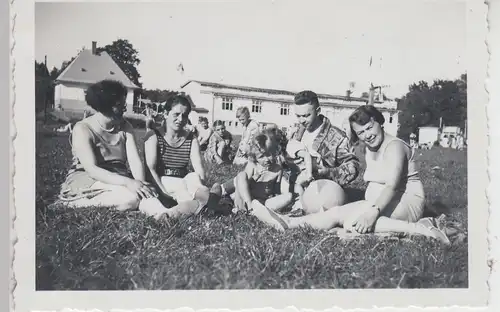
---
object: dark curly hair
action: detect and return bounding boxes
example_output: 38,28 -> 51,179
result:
85,80 -> 128,115
348,105 -> 385,143
294,90 -> 320,107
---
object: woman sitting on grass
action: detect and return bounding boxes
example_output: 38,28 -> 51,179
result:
249,105 -> 450,244
232,127 -> 293,214
144,95 -> 222,213
59,80 -> 201,220
204,120 -> 234,165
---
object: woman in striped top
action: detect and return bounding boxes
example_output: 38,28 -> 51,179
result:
144,95 -> 222,212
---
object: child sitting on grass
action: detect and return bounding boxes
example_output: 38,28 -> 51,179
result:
232,128 -> 293,213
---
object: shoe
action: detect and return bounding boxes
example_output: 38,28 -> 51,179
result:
417,217 -> 451,245
289,209 -> 305,218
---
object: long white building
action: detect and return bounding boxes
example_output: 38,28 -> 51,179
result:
181,80 -> 399,136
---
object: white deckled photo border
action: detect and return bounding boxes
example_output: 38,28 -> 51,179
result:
11,0 -> 495,311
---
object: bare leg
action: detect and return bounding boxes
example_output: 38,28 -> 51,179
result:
250,199 -> 449,243
235,171 -> 253,208
265,192 -> 293,212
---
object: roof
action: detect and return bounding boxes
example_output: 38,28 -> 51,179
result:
181,80 -> 382,104
56,49 -> 139,89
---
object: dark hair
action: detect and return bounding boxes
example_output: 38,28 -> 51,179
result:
213,120 -> 225,128
294,90 -> 319,107
164,94 -> 192,115
199,117 -> 208,124
223,130 -> 233,143
85,80 -> 127,114
348,105 -> 385,143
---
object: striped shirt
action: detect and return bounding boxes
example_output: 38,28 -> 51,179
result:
154,129 -> 193,178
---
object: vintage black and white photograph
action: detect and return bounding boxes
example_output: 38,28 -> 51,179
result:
34,0 -> 472,293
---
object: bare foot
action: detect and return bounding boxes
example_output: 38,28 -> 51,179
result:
249,200 -> 288,231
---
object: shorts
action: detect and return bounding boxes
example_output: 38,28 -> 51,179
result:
364,180 -> 425,222
161,172 -> 203,202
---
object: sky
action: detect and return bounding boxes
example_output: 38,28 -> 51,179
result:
35,0 -> 466,98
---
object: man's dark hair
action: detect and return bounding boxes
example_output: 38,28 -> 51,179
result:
85,80 -> 128,114
294,90 -> 320,107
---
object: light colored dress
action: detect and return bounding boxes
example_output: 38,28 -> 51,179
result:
58,120 -> 137,208
363,135 -> 425,222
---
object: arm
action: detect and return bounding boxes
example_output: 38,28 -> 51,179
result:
124,123 -> 146,181
215,140 -> 227,164
273,169 -> 283,195
296,150 -> 313,182
372,141 -> 407,213
72,123 -> 133,186
236,162 -> 256,208
317,137 -> 360,186
198,129 -> 212,146
144,131 -> 169,196
190,136 -> 206,182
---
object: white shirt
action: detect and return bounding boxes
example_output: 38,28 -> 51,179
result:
301,122 -> 323,153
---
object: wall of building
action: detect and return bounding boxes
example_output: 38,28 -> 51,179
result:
55,82 -> 135,113
182,81 -> 399,136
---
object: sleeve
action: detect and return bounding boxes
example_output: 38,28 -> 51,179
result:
319,136 -> 360,186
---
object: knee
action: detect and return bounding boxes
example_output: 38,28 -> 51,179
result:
115,190 -> 140,211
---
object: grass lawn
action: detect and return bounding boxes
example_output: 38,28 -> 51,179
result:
36,122 -> 468,290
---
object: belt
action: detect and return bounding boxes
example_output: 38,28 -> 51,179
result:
163,167 -> 188,178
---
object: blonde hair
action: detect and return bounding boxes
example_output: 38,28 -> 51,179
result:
235,106 -> 250,118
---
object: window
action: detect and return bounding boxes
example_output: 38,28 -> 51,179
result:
389,116 -> 393,123
280,103 -> 290,115
222,97 -> 233,111
251,100 -> 262,113
235,121 -> 239,127
228,121 -> 232,126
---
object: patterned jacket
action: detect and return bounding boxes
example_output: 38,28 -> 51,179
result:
288,115 -> 360,186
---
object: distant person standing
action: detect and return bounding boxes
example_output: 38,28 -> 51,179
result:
233,107 -> 260,165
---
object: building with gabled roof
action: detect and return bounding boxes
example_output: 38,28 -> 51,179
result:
54,41 -> 139,118
180,80 -> 399,136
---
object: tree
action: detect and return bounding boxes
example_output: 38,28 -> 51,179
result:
397,74 -> 467,140
96,39 -> 142,88
35,61 -> 53,118
141,89 -> 179,103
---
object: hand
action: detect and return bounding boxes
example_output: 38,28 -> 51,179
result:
303,171 -> 313,183
351,205 -> 380,234
216,157 -> 224,165
125,179 -> 157,199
